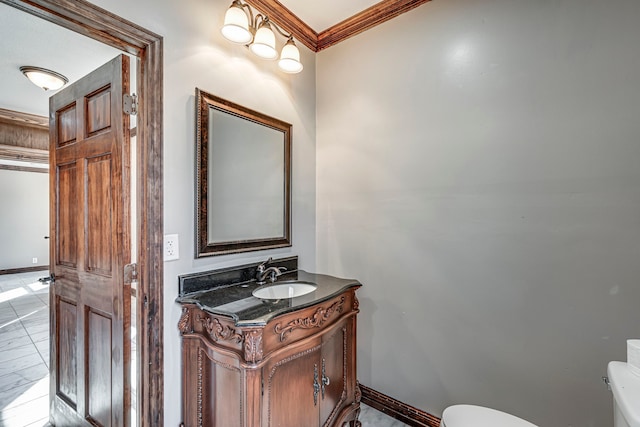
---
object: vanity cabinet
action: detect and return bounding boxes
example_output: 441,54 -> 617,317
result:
178,288 -> 361,427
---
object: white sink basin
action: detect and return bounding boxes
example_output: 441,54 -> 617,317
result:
252,281 -> 317,299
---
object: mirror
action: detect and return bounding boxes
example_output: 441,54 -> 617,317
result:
196,89 -> 291,256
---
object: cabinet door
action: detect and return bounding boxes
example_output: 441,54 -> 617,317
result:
320,319 -> 350,426
263,340 -> 321,427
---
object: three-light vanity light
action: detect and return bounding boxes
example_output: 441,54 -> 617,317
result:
221,0 -> 303,74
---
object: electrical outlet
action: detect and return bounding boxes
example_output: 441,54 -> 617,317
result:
32,257 -> 38,264
164,234 -> 179,261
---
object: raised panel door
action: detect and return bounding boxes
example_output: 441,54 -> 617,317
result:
320,321 -> 349,426
50,54 -> 130,426
262,339 -> 321,427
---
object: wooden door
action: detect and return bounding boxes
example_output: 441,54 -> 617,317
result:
320,321 -> 349,426
49,54 -> 131,427
262,339 -> 321,427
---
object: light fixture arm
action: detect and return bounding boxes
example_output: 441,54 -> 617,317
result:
269,20 -> 293,40
233,1 -> 291,41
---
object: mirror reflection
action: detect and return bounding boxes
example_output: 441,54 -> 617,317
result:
196,89 -> 291,256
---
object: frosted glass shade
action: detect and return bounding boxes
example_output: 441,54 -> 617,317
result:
250,23 -> 277,59
20,66 -> 68,91
221,4 -> 252,44
278,40 -> 303,73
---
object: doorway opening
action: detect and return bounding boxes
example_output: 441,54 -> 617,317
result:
0,0 -> 164,425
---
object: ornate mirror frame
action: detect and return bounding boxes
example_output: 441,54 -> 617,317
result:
196,88 -> 292,257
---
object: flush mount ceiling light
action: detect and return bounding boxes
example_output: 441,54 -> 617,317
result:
221,0 -> 303,74
19,66 -> 69,91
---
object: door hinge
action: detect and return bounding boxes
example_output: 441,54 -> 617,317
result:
124,262 -> 138,285
123,93 -> 138,115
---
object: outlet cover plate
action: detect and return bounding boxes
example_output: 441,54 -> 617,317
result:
164,234 -> 179,261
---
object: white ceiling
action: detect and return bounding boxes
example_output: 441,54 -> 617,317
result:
277,0 -> 382,32
0,2 -> 122,118
0,0 -> 385,119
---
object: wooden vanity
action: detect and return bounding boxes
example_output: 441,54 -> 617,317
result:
177,262 -> 361,427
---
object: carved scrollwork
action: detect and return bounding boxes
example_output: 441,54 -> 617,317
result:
244,329 -> 264,363
178,307 -> 192,334
274,296 -> 346,342
198,315 -> 243,344
355,381 -> 362,403
353,295 -> 360,311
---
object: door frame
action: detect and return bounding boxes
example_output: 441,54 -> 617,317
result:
0,0 -> 164,425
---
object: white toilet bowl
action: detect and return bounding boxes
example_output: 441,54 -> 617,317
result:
441,360 -> 639,426
441,404 -> 537,427
608,361 -> 640,427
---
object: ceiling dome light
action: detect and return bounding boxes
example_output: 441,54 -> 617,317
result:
278,39 -> 303,74
221,1 -> 252,44
20,66 -> 68,91
250,21 -> 277,60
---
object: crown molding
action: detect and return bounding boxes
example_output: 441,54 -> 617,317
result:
245,0 -> 431,52
317,0 -> 432,51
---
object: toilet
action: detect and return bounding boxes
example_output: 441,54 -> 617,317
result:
441,361 -> 640,427
608,361 -> 640,427
440,404 -> 537,427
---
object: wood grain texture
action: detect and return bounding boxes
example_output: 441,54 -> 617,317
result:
180,288 -> 361,427
0,0 -> 164,427
0,108 -> 48,127
0,2 -> 165,426
0,144 -> 48,163
0,114 -> 49,150
50,53 -> 130,427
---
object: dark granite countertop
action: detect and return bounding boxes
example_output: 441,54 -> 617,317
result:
176,269 -> 361,327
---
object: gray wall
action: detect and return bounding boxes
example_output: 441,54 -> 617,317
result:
88,0 -> 317,425
316,0 -> 640,426
0,169 -> 49,270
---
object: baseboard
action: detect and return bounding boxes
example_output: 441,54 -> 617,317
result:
0,266 -> 49,275
360,383 -> 441,427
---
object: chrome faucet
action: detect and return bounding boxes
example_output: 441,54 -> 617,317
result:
255,257 -> 287,285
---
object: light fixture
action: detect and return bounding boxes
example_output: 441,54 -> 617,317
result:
278,38 -> 303,74
250,19 -> 277,60
20,66 -> 68,91
221,0 -> 252,44
220,0 -> 303,73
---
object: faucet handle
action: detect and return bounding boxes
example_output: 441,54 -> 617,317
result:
272,266 -> 287,280
257,257 -> 273,272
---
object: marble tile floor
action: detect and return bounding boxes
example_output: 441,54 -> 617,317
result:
0,271 -> 406,427
360,403 -> 411,426
0,270 -> 50,427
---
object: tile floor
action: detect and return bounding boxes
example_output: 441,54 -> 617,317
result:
0,270 -> 50,427
360,404 -> 410,426
0,270 -> 404,427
